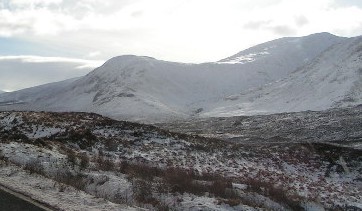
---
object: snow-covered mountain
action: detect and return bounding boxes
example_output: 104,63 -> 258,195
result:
203,36 -> 362,117
0,32 -> 354,122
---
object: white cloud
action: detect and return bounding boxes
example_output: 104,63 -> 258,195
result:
10,0 -> 63,7
0,0 -> 362,62
0,55 -> 103,67
87,51 -> 101,58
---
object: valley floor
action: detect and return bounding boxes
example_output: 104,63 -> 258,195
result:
0,107 -> 361,210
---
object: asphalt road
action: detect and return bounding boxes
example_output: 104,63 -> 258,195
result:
0,188 -> 46,211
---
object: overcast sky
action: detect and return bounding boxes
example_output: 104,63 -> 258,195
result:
1,0 -> 362,91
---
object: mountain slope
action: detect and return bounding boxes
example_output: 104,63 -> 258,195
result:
0,78 -> 79,106
0,33 -> 347,122
203,36 -> 362,117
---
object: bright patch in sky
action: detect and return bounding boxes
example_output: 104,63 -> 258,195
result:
0,0 -> 362,91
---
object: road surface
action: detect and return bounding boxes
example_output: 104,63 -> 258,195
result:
0,186 -> 50,211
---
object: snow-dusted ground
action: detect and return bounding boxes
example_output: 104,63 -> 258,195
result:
0,139 -> 256,210
0,162 -> 136,211
161,105 -> 362,147
0,32 -> 347,122
0,111 -> 361,210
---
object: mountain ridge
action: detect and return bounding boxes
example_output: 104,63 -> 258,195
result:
218,32 -> 343,62
0,32 -> 356,122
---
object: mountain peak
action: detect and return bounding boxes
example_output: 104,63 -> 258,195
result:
109,55 -> 156,61
94,55 -> 157,70
105,55 -> 155,64
218,32 -> 345,64
307,32 -> 339,38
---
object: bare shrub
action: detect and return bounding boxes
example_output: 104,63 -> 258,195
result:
210,179 -> 235,198
67,129 -> 97,150
96,153 -> 115,171
155,202 -> 170,211
66,149 -> 77,168
164,167 -> 194,194
244,178 -> 302,210
133,179 -> 153,203
125,162 -> 162,181
118,160 -> 130,174
122,163 -> 240,201
104,139 -> 119,152
113,188 -> 132,205
55,169 -> 87,191
78,153 -> 90,170
0,149 -> 8,165
57,183 -> 67,192
24,159 -> 44,175
218,198 -> 242,207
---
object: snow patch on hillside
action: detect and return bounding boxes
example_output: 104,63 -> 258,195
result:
217,50 -> 270,64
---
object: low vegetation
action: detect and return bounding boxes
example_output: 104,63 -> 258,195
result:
0,110 -> 361,210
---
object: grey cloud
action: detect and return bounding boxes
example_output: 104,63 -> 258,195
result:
333,0 -> 362,8
0,16 -> 32,36
268,25 -> 297,36
131,10 -> 143,18
341,21 -> 362,36
0,56 -> 98,91
238,0 -> 284,10
243,20 -> 271,30
243,20 -> 297,36
60,0 -> 139,16
295,15 -> 309,27
0,23 -> 29,34
0,0 -> 144,37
